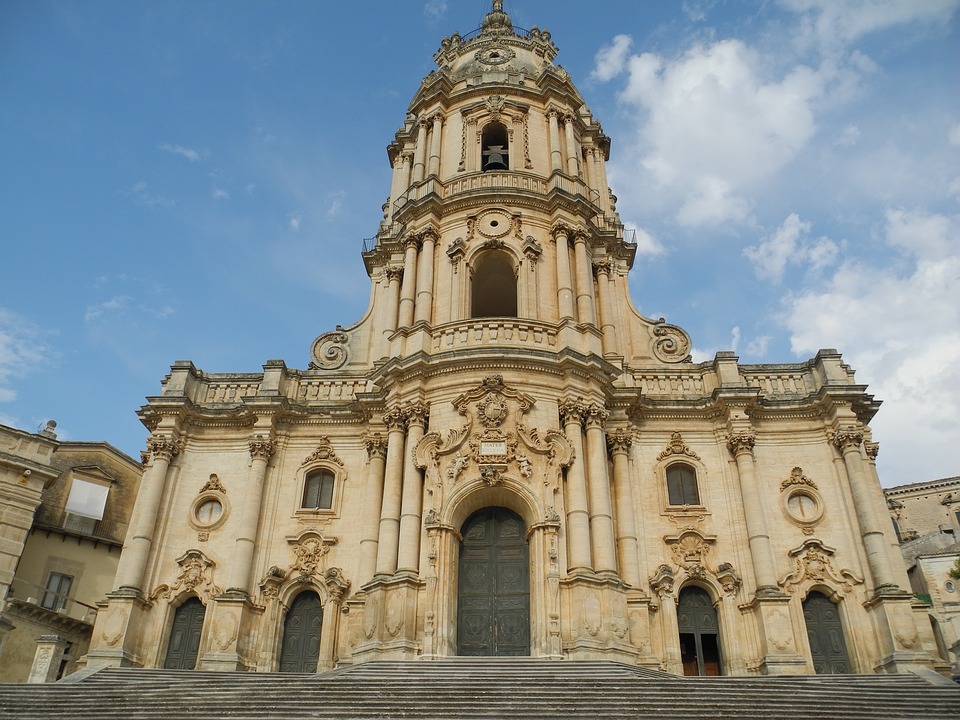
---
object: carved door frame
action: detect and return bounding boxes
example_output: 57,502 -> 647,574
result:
803,590 -> 851,674
163,596 -> 206,670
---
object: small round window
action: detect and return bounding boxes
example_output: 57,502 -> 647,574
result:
190,493 -> 228,530
196,499 -> 223,523
946,580 -> 956,594
782,487 -> 824,529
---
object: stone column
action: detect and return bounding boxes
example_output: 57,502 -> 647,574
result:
595,145 -> 612,215
584,405 -> 617,575
594,261 -> 617,356
375,409 -> 407,577
427,113 -> 443,177
563,114 -> 580,177
607,430 -> 640,587
573,231 -> 596,325
547,109 -> 563,172
227,434 -> 275,594
317,582 -> 346,671
397,404 -> 429,574
726,432 -> 780,595
412,118 -> 428,183
553,225 -> 575,322
414,230 -> 437,325
359,433 -> 388,584
559,400 -> 592,573
387,150 -> 405,221
832,428 -> 899,593
27,635 -> 69,684
865,441 -> 911,589
114,434 -> 181,592
397,236 -> 420,328
583,146 -> 597,192
379,267 -> 403,358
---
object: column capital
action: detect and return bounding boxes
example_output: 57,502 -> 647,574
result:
403,235 -> 422,251
593,260 -> 613,278
830,427 -> 864,452
418,227 -> 440,244
584,403 -> 609,429
726,432 -> 756,457
546,107 -> 562,121
551,222 -> 576,241
606,428 -> 633,456
429,111 -> 445,125
364,432 -> 388,460
558,398 -> 588,425
146,434 -> 182,462
248,434 -> 276,460
385,266 -> 404,282
403,402 -> 430,429
864,441 -> 879,460
383,407 -> 408,431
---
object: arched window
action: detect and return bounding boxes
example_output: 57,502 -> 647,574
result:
302,469 -> 335,510
666,463 -> 700,506
481,121 -> 509,171
471,250 -> 517,318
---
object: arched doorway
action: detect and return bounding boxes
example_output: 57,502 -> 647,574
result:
279,591 -> 323,672
677,586 -> 722,675
457,507 -> 530,656
163,597 -> 205,669
803,591 -> 850,673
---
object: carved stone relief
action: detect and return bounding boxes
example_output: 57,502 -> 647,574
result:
778,539 -> 864,595
151,549 -> 221,602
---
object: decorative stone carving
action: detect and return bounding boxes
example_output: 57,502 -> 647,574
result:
726,432 -> 756,457
657,432 -> 701,461
651,320 -> 692,363
606,429 -> 633,456
864,441 -> 879,460
248,434 -> 275,460
146,434 -> 181,461
364,433 -> 387,460
446,452 -> 469,481
200,473 -> 226,494
778,539 -> 864,594
310,329 -> 349,370
479,466 -> 504,486
151,549 -> 220,601
649,564 -> 675,598
716,563 -> 742,596
781,466 -> 817,491
288,530 -> 338,576
830,427 -> 864,451
476,392 -> 509,427
300,436 -> 344,468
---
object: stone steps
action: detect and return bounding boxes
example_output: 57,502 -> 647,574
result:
1,659 -> 958,719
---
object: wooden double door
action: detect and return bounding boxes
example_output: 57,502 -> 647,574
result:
164,597 -> 205,670
677,586 -> 723,676
803,591 -> 850,673
279,591 -> 323,672
457,507 -> 530,656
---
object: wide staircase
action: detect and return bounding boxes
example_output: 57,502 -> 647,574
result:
1,659 -> 958,719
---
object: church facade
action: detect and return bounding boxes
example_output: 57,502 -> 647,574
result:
85,3 -> 942,677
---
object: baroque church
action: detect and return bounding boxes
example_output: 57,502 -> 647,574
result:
84,2 -> 944,677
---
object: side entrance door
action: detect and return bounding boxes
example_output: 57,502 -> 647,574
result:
279,591 -> 323,672
457,507 -> 530,656
677,586 -> 723,676
803,591 -> 850,673
164,597 -> 205,669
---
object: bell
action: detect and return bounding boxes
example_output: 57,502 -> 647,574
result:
483,145 -> 508,170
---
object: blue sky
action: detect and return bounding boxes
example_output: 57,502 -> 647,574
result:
1,0 -> 957,486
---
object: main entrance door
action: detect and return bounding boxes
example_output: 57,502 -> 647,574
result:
457,507 -> 530,656
677,586 -> 723,676
803,591 -> 850,673
279,591 -> 323,672
164,597 -> 205,669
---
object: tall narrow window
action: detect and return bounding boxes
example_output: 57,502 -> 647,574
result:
471,250 -> 517,318
302,469 -> 335,510
481,122 -> 509,171
40,572 -> 73,611
666,463 -> 700,506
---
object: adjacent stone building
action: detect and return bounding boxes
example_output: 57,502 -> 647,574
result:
886,477 -> 960,673
0,421 -> 141,682
84,2 -> 943,677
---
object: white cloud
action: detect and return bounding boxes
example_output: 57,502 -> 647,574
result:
785,209 -> 960,482
213,188 -> 230,200
591,35 -> 632,82
744,213 -> 839,282
835,124 -> 861,147
745,335 -> 771,356
950,123 -> 960,147
624,224 -> 666,256
288,214 -> 301,231
84,295 -> 131,324
159,143 -> 201,162
611,39 -> 823,228
423,0 -> 447,21
325,190 -> 346,219
778,0 -> 960,50
0,309 -> 52,405
125,181 -> 174,208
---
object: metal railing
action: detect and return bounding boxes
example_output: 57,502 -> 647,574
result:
32,507 -> 128,545
5,578 -> 98,625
